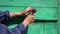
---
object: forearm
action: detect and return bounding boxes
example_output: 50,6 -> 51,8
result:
9,7 -> 34,17
10,12 -> 24,17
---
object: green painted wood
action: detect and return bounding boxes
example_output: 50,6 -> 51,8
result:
27,23 -> 43,34
34,8 -> 57,20
0,7 -> 25,12
0,7 -> 57,20
0,0 -> 58,34
43,23 -> 57,34
27,22 -> 57,34
0,0 -> 57,7
57,0 -> 60,34
57,8 -> 60,34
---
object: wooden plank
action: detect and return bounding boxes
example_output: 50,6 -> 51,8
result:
0,0 -> 57,7
43,23 -> 57,34
0,7 -> 57,20
27,23 -> 43,34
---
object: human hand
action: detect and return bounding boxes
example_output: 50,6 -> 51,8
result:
22,7 -> 34,15
22,14 -> 34,27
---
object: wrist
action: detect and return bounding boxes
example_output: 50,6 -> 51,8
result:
22,20 -> 30,27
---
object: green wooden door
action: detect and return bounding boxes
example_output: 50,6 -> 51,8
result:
0,0 -> 59,34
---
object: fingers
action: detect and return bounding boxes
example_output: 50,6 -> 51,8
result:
27,14 -> 34,17
24,7 -> 34,13
27,14 -> 34,21
25,7 -> 33,11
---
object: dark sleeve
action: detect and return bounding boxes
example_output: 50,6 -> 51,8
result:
0,11 -> 10,22
0,23 -> 26,34
6,23 -> 26,34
